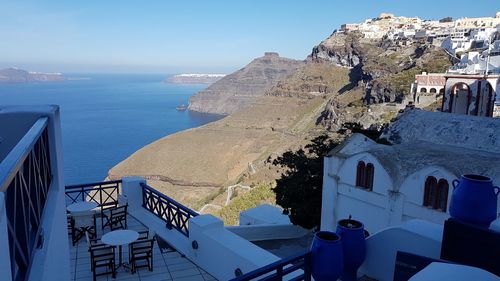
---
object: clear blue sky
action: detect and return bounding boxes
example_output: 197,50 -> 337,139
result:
0,0 -> 499,73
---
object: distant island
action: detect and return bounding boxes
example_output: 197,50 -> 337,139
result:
165,73 -> 226,84
0,68 -> 66,83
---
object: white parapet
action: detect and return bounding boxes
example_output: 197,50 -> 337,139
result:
188,214 -> 281,280
359,219 -> 443,281
239,204 -> 291,226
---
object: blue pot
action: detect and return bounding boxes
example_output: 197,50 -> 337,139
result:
310,231 -> 343,281
449,174 -> 500,227
336,219 -> 366,281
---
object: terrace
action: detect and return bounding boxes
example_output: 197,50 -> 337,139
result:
65,181 -> 216,281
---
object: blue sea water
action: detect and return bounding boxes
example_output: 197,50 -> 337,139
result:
0,74 -> 221,184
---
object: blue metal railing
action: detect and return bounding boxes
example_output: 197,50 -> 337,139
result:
230,250 -> 312,281
0,117 -> 52,281
140,182 -> 198,237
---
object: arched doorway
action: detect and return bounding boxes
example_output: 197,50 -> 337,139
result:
450,82 -> 471,114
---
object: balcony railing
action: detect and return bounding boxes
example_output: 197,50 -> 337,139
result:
65,180 -> 121,208
65,180 -> 121,228
0,117 -> 52,281
141,182 -> 198,237
230,251 -> 312,281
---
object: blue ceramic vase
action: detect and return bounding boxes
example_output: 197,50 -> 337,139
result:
336,219 -> 366,281
310,231 -> 343,281
449,174 -> 499,227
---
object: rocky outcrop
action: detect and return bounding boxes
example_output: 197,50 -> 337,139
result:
0,68 -> 65,83
309,31 -> 452,105
188,52 -> 305,115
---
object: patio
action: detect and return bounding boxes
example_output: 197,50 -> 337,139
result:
68,213 -> 216,281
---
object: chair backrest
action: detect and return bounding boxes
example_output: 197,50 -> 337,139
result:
111,205 -> 127,218
90,244 -> 115,261
130,239 -> 154,254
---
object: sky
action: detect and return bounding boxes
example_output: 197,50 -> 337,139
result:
0,0 -> 499,74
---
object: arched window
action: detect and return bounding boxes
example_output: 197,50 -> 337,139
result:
430,88 -> 437,93
420,87 -> 427,93
423,176 -> 437,207
423,176 -> 448,212
437,179 -> 449,211
365,163 -> 374,191
356,161 -> 365,187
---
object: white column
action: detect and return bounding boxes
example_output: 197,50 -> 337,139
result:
121,176 -> 146,211
321,156 -> 338,231
0,193 -> 12,281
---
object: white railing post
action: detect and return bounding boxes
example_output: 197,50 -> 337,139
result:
121,177 -> 146,211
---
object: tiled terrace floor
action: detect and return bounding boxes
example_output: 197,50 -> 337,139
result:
69,213 -> 217,281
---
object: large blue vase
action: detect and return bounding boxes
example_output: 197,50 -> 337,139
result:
336,219 -> 366,281
449,174 -> 499,227
310,231 -> 343,281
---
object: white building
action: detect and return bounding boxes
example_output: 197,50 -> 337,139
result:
321,110 -> 500,234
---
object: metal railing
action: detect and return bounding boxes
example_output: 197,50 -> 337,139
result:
65,180 -> 122,227
0,117 -> 52,281
230,251 -> 312,281
65,180 -> 122,208
140,182 -> 198,237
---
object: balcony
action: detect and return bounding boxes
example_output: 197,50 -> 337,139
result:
65,181 -> 215,281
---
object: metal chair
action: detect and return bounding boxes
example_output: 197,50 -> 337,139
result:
85,232 -> 116,281
102,205 -> 128,230
128,238 -> 155,273
137,230 -> 150,240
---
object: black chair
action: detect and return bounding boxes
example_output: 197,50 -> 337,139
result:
129,238 -> 155,273
102,205 -> 128,230
70,212 -> 97,245
85,232 -> 116,281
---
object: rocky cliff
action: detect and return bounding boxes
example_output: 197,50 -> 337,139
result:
188,52 -> 305,115
310,32 -> 452,104
0,68 -> 66,83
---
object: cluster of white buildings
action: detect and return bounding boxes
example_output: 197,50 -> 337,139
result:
340,12 -> 500,56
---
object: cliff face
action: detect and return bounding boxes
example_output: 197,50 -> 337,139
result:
0,68 -> 65,83
188,52 -> 305,115
310,32 -> 452,104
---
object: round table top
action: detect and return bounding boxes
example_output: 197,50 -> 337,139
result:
67,201 -> 98,213
101,230 -> 139,246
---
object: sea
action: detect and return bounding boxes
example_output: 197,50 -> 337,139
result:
0,74 -> 222,184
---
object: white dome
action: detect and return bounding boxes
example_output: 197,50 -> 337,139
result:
496,11 -> 500,18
